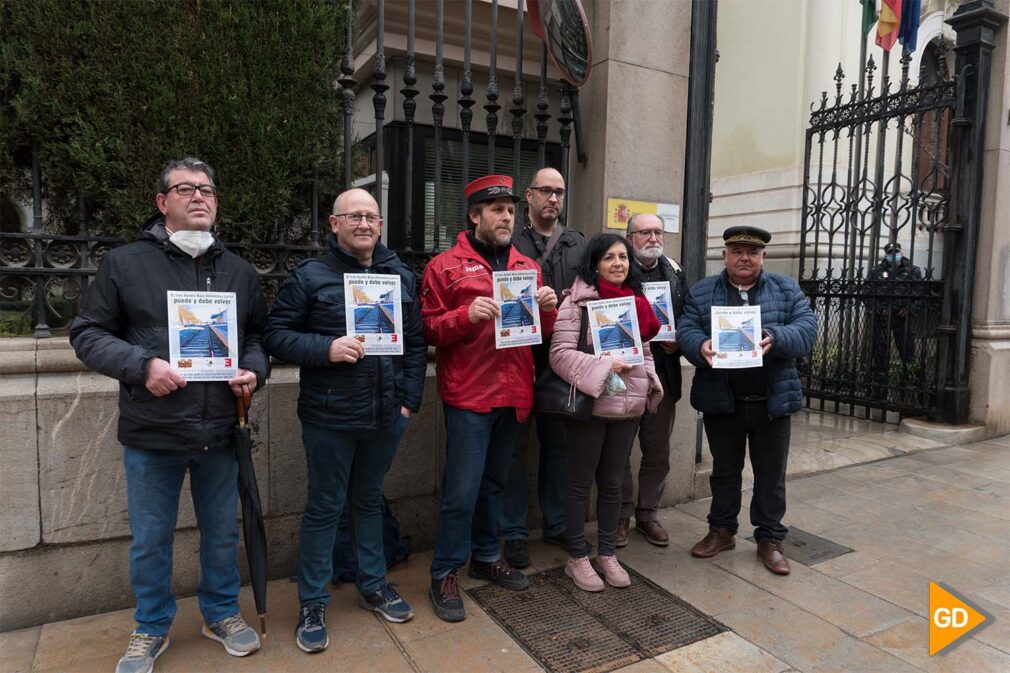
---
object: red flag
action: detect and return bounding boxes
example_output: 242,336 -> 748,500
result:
876,0 -> 902,52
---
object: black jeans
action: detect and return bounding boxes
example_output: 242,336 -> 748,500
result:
703,401 -> 790,541
563,416 -> 640,557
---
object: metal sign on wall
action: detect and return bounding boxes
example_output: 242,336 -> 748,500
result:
606,197 -> 680,233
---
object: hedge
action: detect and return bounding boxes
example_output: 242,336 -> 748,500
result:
0,0 -> 349,242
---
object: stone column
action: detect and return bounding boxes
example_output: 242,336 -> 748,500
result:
951,0 -> 1010,433
568,0 -> 692,262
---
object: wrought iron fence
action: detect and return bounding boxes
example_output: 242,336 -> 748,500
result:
1,0 -> 577,337
798,35 -> 970,421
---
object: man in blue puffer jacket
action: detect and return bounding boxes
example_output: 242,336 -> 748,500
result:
263,188 -> 426,652
677,226 -> 816,576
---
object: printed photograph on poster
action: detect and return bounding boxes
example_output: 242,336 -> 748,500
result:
344,273 -> 404,355
167,291 -> 239,381
711,305 -> 763,369
586,296 -> 645,365
642,281 -> 676,341
493,270 -> 542,349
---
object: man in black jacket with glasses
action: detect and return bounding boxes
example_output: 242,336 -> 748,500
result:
501,167 -> 586,567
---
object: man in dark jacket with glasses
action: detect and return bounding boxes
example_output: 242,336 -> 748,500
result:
71,158 -> 269,673
501,167 -> 586,567
263,188 -> 426,653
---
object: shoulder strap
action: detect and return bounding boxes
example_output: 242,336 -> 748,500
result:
313,252 -> 356,275
536,225 -> 567,268
576,306 -> 590,353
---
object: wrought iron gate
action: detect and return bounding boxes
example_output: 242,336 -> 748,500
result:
798,1 -> 1005,423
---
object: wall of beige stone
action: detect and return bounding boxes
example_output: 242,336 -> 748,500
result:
970,0 -> 1010,435
0,337 -> 700,630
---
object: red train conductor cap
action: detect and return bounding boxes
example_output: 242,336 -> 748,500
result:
463,174 -> 520,207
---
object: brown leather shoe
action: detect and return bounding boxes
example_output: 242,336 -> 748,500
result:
616,518 -> 630,548
634,519 -> 669,547
689,529 -> 735,558
757,539 -> 791,575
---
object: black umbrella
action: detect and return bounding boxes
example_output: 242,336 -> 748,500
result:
235,394 -> 268,637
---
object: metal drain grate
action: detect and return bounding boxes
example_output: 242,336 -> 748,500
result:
467,564 -> 725,673
745,526 -> 853,566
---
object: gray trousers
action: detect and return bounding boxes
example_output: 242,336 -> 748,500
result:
621,394 -> 676,521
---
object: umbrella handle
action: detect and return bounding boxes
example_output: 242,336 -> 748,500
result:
235,395 -> 249,426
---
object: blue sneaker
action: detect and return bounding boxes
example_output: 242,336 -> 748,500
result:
295,603 -> 328,653
115,632 -> 169,673
359,584 -> 414,623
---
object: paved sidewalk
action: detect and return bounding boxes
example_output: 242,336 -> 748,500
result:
4,434 -> 1010,673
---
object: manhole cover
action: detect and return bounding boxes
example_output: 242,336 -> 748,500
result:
745,526 -> 853,566
467,564 -> 725,673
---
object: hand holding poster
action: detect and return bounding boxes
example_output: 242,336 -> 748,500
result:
344,274 -> 404,355
642,281 -> 676,342
711,305 -> 763,369
493,270 -> 542,349
586,296 -> 645,365
167,291 -> 239,381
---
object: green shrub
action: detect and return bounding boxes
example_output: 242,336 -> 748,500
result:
0,0 -> 348,242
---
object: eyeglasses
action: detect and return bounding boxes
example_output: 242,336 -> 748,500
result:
739,289 -> 749,305
631,229 -> 664,240
334,212 -> 382,225
165,182 -> 217,199
529,186 -> 565,199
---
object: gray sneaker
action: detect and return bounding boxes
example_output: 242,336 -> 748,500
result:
115,632 -> 169,673
201,613 -> 261,657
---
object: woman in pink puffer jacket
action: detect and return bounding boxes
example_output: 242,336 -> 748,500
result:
549,234 -> 663,592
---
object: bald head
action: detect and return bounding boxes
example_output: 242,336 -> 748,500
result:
526,167 -> 566,232
329,188 -> 383,266
332,188 -> 378,216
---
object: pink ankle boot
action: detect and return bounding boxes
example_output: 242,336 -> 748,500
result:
565,556 -> 604,592
597,554 -> 630,588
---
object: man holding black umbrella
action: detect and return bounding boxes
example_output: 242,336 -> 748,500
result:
70,158 -> 269,673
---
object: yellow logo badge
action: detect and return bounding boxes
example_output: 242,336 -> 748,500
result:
929,581 -> 992,655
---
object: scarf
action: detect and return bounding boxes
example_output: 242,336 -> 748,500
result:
597,278 -> 661,342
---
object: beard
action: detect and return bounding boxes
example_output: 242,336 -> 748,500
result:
636,245 -> 663,264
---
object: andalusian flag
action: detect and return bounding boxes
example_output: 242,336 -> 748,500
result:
860,0 -> 877,36
876,0 -> 902,51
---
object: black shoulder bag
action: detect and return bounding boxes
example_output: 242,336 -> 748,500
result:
533,307 -> 593,421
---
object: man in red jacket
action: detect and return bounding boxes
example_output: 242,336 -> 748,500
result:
421,174 -> 558,622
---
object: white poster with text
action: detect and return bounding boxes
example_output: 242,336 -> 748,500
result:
493,270 -> 542,349
167,291 -> 239,381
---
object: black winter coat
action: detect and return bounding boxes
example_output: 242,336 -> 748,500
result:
639,256 -> 687,402
262,237 -> 426,430
69,216 -> 270,452
512,210 -> 587,372
511,210 -> 587,296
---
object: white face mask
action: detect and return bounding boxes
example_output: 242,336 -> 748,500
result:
168,229 -> 215,258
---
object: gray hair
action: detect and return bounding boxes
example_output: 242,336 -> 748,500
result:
626,213 -> 639,237
157,157 -> 216,193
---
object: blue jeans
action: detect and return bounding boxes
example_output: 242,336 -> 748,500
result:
501,414 -> 567,539
430,404 -> 519,579
297,415 -> 407,606
124,444 -> 240,636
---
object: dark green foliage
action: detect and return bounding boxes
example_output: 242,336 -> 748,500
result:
0,0 -> 347,241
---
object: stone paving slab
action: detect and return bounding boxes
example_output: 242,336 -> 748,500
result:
653,630 -> 793,673
716,596 -> 922,673
0,624 -> 39,673
863,616 -> 1010,672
